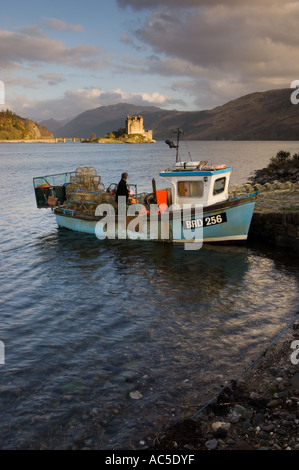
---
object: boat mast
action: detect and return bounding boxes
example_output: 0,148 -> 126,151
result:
165,128 -> 183,163
175,128 -> 182,163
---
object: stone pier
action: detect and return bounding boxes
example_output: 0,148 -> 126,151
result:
229,181 -> 299,253
249,210 -> 299,253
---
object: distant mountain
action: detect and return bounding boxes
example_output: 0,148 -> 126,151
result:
39,118 -> 71,134
53,103 -> 163,139
52,89 -> 299,140
0,110 -> 53,140
184,88 -> 299,140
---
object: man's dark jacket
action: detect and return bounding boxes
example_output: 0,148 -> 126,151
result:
115,178 -> 129,203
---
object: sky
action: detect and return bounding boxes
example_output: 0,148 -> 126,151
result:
0,0 -> 298,121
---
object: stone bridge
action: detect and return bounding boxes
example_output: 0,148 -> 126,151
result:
55,137 -> 83,143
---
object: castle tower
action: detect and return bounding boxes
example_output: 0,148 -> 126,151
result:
125,115 -> 153,141
126,115 -> 144,134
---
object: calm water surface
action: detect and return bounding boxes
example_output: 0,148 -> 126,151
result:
0,141 -> 299,449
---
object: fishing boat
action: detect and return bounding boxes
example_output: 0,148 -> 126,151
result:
33,129 -> 257,249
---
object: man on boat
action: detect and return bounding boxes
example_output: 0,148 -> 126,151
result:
115,172 -> 129,203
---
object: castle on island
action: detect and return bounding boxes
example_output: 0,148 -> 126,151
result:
126,115 -> 153,141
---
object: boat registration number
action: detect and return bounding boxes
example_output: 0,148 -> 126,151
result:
183,212 -> 227,229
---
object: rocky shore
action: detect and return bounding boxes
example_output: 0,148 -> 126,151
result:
151,319 -> 299,451
151,156 -> 299,451
229,180 -> 299,211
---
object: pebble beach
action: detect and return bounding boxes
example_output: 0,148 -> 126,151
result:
151,319 -> 299,451
151,167 -> 299,451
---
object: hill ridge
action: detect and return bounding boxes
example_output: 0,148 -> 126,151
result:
42,88 -> 299,141
0,110 -> 53,140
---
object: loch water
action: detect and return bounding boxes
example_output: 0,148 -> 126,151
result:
0,141 -> 299,449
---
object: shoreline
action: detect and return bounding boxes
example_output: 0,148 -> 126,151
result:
150,180 -> 299,451
0,139 -> 59,143
150,316 -> 299,451
0,138 -> 156,144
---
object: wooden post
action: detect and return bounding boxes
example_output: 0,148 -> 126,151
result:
152,178 -> 157,204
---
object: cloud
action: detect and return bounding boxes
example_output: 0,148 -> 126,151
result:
101,88 -> 184,107
42,17 -> 84,32
117,1 -> 299,107
19,25 -> 46,38
117,0 -> 283,9
39,73 -> 66,86
5,76 -> 40,89
0,30 -> 107,71
7,87 -> 184,121
117,0 -> 201,9
135,5 -> 298,71
120,33 -> 133,45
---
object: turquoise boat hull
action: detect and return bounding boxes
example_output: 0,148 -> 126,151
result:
176,197 -> 256,244
54,193 -> 257,246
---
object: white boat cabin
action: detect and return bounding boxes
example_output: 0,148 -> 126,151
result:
160,161 -> 232,208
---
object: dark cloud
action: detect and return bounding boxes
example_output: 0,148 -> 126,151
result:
117,0 -> 279,10
118,1 -> 299,107
135,5 -> 299,70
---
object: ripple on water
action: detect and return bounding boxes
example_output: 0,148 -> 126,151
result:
0,143 -> 299,449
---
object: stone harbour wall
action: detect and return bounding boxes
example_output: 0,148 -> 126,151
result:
249,210 -> 299,253
229,181 -> 299,253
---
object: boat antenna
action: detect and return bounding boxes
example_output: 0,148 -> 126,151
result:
182,133 -> 192,161
165,128 -> 183,163
175,128 -> 183,163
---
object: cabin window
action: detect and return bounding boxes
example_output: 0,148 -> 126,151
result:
213,177 -> 226,195
178,181 -> 204,198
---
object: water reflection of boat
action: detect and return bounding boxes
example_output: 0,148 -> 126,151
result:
33,129 -> 257,247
